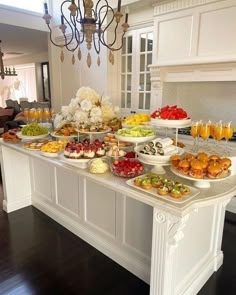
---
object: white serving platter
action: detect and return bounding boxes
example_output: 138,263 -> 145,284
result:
135,145 -> 184,164
40,151 -> 61,158
170,167 -> 231,188
126,176 -> 200,203
115,134 -> 156,144
17,132 -> 49,140
150,118 -> 191,128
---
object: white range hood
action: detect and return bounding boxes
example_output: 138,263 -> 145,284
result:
150,63 -> 236,83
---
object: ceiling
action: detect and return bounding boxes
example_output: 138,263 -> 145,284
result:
0,23 -> 48,60
0,0 -> 160,61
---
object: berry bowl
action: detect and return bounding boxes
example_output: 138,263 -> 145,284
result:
110,158 -> 145,178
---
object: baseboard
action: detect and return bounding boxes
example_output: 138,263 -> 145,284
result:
32,197 -> 150,284
179,252 -> 223,295
226,197 -> 236,214
3,197 -> 32,213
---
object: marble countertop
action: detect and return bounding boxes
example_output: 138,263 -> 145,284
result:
1,139 -> 236,216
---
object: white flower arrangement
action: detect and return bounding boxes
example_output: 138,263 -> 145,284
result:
54,87 -> 120,128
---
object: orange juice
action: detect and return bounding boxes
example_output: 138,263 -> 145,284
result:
214,124 -> 224,141
37,108 -> 43,122
210,123 -> 216,138
223,124 -> 234,140
43,108 -> 50,122
191,124 -> 199,138
200,123 -> 210,140
29,108 -> 36,122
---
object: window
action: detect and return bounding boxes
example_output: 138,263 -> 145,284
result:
0,0 -> 44,13
120,28 -> 153,115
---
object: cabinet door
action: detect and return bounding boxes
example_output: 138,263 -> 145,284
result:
120,27 -> 153,116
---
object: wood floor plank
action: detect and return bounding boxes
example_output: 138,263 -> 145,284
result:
0,183 -> 236,294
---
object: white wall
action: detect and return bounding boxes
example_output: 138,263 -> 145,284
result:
162,81 -> 236,126
0,5 -> 47,31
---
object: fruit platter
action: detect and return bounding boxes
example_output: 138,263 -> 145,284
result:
40,140 -> 68,157
126,173 -> 199,203
150,105 -> 191,128
115,126 -> 156,143
110,158 -> 145,178
51,122 -> 77,139
122,113 -> 150,127
17,123 -> 49,140
170,152 -> 232,188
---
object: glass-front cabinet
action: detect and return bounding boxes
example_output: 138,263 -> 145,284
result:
120,27 -> 153,116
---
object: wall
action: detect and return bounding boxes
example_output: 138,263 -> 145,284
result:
0,5 -> 47,31
162,81 -> 236,126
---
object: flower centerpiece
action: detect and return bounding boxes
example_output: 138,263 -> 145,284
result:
54,87 -> 120,130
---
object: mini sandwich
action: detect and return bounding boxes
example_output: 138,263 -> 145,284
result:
183,153 -> 195,161
209,154 -> 221,162
178,160 -> 190,175
189,160 -> 204,179
219,158 -> 231,170
197,152 -> 209,162
171,154 -> 181,168
207,163 -> 225,179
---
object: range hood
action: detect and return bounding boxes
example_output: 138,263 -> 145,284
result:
149,62 -> 236,83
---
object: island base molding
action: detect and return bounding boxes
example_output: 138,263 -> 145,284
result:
1,144 -> 236,295
32,197 -> 151,284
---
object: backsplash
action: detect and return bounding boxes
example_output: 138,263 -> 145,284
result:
162,81 -> 236,126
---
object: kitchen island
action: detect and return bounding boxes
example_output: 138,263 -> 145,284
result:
0,140 -> 236,295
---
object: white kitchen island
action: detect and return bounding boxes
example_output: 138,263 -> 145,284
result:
0,140 -> 236,295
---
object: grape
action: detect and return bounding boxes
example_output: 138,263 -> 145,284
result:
21,123 -> 48,136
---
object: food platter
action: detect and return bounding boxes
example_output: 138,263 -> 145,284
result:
60,154 -> 90,168
126,178 -> 200,203
150,118 -> 191,128
17,132 -> 49,140
135,145 -> 184,164
115,134 -> 156,144
51,132 -> 76,140
122,123 -> 150,128
170,167 -> 231,188
40,151 -> 61,158
78,128 -> 111,134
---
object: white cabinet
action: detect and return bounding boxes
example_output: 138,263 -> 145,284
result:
153,0 -> 236,66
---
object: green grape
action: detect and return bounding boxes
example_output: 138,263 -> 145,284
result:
22,123 -> 48,136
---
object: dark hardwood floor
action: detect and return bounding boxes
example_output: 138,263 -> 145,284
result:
0,182 -> 236,294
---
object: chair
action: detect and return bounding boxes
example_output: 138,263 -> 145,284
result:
19,97 -> 28,102
20,101 -> 31,110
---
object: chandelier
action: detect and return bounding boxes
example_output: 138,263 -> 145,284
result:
43,0 -> 129,67
0,40 -> 17,80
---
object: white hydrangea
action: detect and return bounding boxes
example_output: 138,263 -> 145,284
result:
61,106 -> 70,117
55,86 -> 120,126
90,106 -> 102,118
80,99 -> 92,111
73,110 -> 89,123
76,86 -> 100,104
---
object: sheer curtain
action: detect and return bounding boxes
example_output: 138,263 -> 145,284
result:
0,63 -> 37,107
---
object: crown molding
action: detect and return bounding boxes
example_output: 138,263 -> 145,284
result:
153,0 -> 222,16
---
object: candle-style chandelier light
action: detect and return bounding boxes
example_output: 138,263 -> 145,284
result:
43,0 -> 129,67
0,40 -> 17,80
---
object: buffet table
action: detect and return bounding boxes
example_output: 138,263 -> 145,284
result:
1,140 -> 236,295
